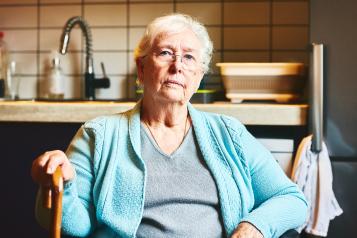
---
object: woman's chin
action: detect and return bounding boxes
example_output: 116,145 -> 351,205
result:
159,91 -> 187,103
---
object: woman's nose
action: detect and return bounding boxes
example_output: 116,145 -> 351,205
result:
169,55 -> 184,72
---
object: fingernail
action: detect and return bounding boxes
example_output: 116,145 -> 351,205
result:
47,167 -> 53,173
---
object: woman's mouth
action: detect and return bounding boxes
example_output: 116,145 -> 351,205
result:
164,80 -> 184,88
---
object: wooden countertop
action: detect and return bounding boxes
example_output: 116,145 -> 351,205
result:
0,101 -> 308,125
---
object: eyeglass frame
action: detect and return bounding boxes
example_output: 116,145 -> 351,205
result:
147,48 -> 203,71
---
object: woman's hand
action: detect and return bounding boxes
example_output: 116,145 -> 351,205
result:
31,150 -> 75,187
231,222 -> 264,238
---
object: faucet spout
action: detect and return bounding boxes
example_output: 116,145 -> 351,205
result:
59,16 -> 109,100
60,16 -> 94,74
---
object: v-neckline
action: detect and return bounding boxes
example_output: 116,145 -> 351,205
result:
141,122 -> 192,158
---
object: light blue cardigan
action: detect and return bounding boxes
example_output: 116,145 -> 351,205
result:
36,102 -> 307,238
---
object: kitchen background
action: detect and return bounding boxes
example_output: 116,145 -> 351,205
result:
0,0 -> 309,100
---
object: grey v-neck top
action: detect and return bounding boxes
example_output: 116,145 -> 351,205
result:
136,124 -> 223,238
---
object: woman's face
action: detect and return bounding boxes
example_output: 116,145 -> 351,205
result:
137,29 -> 205,105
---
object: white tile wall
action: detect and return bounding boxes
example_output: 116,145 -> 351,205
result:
91,52 -> 127,75
5,30 -> 37,51
0,6 -> 37,28
224,27 -> 270,50
91,28 -> 127,50
207,27 -> 221,50
96,75 -> 127,99
41,0 -> 81,3
176,3 -> 221,25
18,76 -> 37,99
10,53 -> 37,75
224,2 -> 270,25
84,4 -> 127,27
272,26 -> 309,50
0,0 -> 37,4
129,3 -> 173,26
0,0 -> 309,100
39,28 -> 82,52
129,27 -> 145,51
40,5 -> 81,27
223,51 -> 270,63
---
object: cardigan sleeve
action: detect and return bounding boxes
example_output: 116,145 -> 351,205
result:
224,117 -> 308,238
35,117 -> 106,237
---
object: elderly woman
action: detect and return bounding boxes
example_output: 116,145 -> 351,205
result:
32,14 -> 307,238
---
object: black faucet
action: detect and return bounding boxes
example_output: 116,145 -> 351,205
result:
59,16 -> 110,100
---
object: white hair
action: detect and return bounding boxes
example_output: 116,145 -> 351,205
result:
134,13 -> 213,73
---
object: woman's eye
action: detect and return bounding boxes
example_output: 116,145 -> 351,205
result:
183,54 -> 195,61
159,50 -> 171,56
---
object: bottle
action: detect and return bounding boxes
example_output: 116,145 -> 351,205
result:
0,31 -> 9,98
47,54 -> 64,99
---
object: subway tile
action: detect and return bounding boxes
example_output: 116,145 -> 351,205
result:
84,4 -> 127,27
129,3 -> 173,26
224,27 -> 270,50
224,2 -> 270,25
273,2 -> 309,25
128,51 -> 137,75
176,0 -> 218,2
4,30 -> 37,51
8,53 -> 37,75
40,0 -> 81,3
176,2 -> 221,25
40,28 -> 82,52
91,28 -> 127,50
18,76 -> 37,99
0,6 -> 37,28
84,0 -> 125,2
96,76 -> 128,99
63,75 -> 82,99
272,51 -> 309,64
0,0 -> 37,5
129,27 -> 145,51
223,51 -> 270,62
272,26 -> 308,50
130,0 -> 169,2
91,52 -> 127,75
39,52 -> 82,75
40,5 -> 81,27
207,27 -> 221,50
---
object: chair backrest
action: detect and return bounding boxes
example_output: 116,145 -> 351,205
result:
43,167 -> 63,238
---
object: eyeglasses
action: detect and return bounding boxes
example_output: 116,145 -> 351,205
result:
153,50 -> 201,70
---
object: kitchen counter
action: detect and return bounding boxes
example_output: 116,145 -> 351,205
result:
0,101 -> 308,125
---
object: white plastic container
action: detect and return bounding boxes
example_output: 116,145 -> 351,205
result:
216,62 -> 306,103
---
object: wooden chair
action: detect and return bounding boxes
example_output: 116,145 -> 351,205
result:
43,167 -> 63,238
40,167 -> 300,238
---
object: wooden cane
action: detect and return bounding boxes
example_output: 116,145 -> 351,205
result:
43,167 -> 63,238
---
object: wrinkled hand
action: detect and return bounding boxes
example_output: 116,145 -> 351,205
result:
31,150 -> 75,188
231,222 -> 264,238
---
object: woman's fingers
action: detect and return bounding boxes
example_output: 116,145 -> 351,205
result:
31,150 -> 74,186
45,150 -> 67,174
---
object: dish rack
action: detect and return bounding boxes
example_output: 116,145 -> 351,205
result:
216,63 -> 306,103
